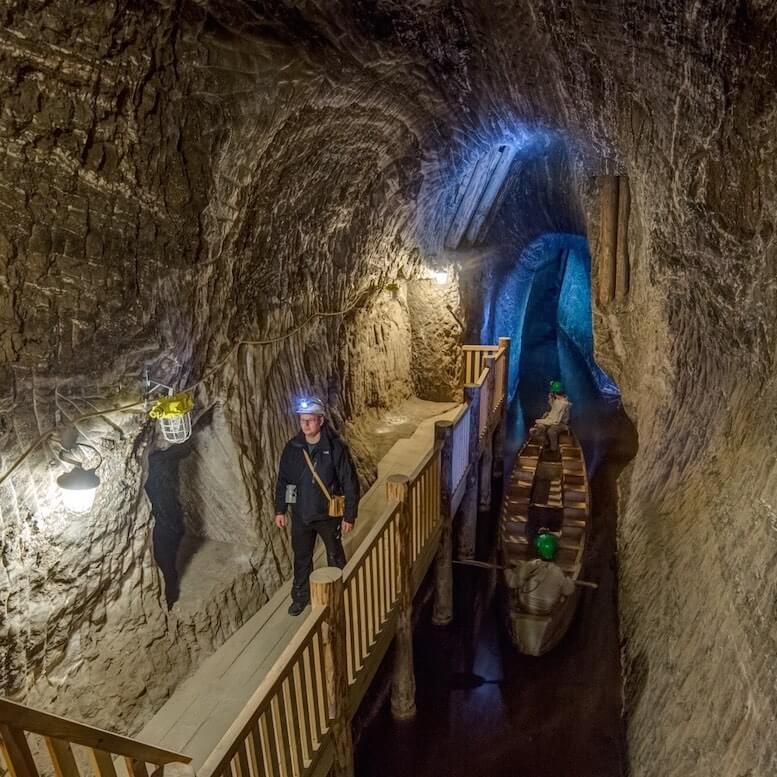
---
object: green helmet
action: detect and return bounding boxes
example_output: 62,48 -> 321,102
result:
549,380 -> 563,394
534,531 -> 559,561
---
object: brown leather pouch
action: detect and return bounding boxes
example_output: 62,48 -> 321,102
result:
328,494 -> 345,518
303,450 -> 345,519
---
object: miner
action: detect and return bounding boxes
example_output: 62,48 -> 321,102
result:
506,531 -> 575,614
274,397 -> 360,616
530,379 -> 572,451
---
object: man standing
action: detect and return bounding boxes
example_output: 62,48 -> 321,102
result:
530,379 -> 572,451
274,397 -> 360,616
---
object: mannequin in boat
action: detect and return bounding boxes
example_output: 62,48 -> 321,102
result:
530,379 -> 572,452
506,531 -> 574,614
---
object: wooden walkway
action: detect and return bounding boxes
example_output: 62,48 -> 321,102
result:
137,401 -> 461,770
1,340 -> 510,777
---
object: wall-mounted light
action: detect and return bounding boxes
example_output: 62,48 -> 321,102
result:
145,372 -> 194,444
56,433 -> 102,513
57,463 -> 100,513
433,270 -> 449,285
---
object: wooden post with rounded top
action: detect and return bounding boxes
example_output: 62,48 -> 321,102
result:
598,175 -> 618,306
458,386 -> 481,559
310,567 -> 354,777
385,474 -> 416,719
433,420 -> 454,626
493,336 -> 511,479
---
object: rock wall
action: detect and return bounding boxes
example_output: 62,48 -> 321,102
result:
0,0 -> 442,732
407,276 -> 463,401
2,2 -> 777,774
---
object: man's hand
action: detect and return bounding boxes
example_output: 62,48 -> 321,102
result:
274,513 -> 287,529
341,520 -> 354,534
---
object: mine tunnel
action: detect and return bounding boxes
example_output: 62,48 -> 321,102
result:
2,4 -> 776,777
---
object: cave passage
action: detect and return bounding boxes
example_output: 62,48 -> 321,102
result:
146,443 -> 203,609
355,233 -> 636,777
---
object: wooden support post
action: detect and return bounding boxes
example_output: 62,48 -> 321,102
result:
615,176 -> 631,301
479,441 -> 493,511
493,337 -> 511,479
309,568 -> 354,777
433,421 -> 454,626
458,386 -> 481,560
386,474 -> 416,719
598,175 -> 618,306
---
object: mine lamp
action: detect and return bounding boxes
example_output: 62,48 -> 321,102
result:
57,435 -> 102,513
57,464 -> 101,513
433,270 -> 449,285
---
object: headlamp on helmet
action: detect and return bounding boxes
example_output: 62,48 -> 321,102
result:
294,397 -> 326,416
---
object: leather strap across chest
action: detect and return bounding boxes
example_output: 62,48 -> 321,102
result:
303,449 -> 333,502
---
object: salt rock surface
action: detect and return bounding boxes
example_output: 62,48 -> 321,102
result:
1,2 -> 777,776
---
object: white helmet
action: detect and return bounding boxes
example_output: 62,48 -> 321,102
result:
294,397 -> 326,415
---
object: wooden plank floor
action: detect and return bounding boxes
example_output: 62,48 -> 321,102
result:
137,400 -> 461,770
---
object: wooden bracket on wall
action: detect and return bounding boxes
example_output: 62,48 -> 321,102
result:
597,175 -> 631,306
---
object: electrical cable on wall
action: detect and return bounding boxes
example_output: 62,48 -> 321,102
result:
0,292 -> 367,489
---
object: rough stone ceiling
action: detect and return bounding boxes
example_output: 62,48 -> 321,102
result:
2,2 -> 777,776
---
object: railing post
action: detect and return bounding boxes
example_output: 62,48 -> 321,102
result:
0,723 -> 38,777
459,386 -> 481,559
310,568 -> 354,777
493,336 -> 511,479
479,356 -> 496,511
433,421 -> 454,626
386,475 -> 416,720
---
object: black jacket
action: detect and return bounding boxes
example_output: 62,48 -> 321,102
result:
274,422 -> 360,524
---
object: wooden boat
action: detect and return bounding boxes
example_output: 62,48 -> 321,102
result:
499,428 -> 590,655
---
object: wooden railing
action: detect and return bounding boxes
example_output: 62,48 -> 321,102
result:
463,341 -> 508,442
199,607 -> 331,777
450,405 -> 470,493
408,451 -> 441,564
342,504 -> 401,686
0,698 -> 190,777
493,348 -> 507,412
4,337 -> 512,777
462,345 -> 500,385
200,448 -> 445,777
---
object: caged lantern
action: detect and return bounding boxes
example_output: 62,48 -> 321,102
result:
148,390 -> 194,444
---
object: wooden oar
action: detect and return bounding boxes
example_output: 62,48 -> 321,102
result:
452,559 -> 599,589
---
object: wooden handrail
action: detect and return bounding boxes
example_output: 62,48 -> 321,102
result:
342,502 -> 400,584
0,699 -> 190,766
198,605 -> 329,777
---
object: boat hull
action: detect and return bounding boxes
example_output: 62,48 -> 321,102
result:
505,588 -> 580,656
499,429 -> 590,656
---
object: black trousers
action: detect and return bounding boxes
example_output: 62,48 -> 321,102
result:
291,517 -> 347,605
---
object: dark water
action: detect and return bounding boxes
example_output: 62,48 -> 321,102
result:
355,330 -> 637,776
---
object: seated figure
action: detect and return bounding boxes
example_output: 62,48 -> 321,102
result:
530,379 -> 571,451
505,531 -> 574,614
